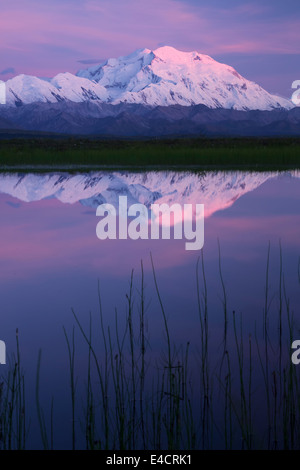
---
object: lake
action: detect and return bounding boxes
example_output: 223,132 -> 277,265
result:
0,169 -> 299,449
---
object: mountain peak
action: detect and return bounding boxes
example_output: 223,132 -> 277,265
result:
3,46 -> 294,110
153,46 -> 213,65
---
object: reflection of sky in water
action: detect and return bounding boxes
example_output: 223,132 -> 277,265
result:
0,171 -> 299,449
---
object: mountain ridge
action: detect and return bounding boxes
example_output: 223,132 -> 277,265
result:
2,171 -> 298,219
2,46 -> 293,111
0,101 -> 299,137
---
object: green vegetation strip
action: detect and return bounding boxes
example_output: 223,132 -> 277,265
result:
0,137 -> 300,171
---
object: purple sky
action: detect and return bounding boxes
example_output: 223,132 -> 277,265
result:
1,0 -> 299,97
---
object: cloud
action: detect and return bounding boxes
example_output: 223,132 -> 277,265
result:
0,67 -> 16,75
0,0 -> 299,94
5,200 -> 21,208
77,59 -> 105,65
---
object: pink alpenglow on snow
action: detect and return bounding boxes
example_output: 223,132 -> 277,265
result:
3,47 -> 293,110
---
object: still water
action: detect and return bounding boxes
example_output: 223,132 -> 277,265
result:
0,170 -> 299,449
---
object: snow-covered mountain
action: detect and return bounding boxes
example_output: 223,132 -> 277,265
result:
3,46 -> 293,111
0,171 -> 298,217
5,73 -> 108,107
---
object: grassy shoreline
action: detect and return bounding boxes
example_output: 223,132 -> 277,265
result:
0,137 -> 300,171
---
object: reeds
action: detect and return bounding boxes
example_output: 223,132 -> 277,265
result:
0,329 -> 27,450
0,243 -> 300,449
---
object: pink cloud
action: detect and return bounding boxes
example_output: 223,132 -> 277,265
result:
1,0 -> 299,79
0,191 -> 299,282
0,195 -> 196,280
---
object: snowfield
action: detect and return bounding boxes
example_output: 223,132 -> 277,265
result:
3,46 -> 293,111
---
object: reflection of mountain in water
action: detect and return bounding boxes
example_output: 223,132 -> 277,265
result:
0,171 -> 299,217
